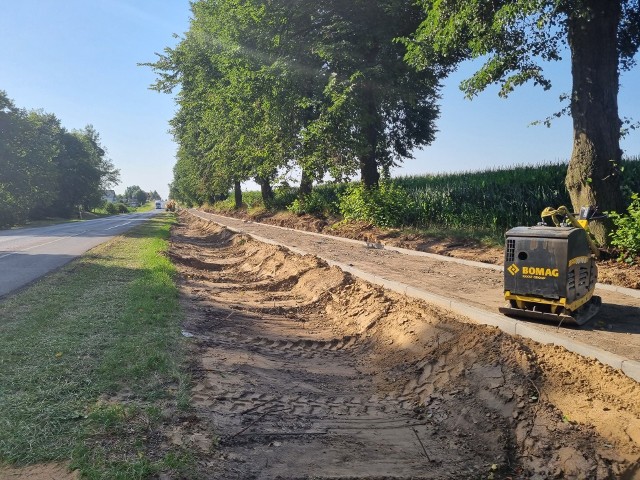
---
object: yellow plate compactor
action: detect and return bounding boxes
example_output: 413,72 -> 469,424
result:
499,206 -> 601,326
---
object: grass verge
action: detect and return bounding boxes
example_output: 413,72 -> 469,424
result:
0,214 -> 194,478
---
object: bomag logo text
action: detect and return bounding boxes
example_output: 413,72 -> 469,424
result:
521,266 -> 559,279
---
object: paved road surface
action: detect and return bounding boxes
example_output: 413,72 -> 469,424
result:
0,211 -> 160,298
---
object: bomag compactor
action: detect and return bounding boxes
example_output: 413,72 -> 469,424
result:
499,206 -> 602,326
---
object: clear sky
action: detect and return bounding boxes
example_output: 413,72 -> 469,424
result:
1,1 -> 639,199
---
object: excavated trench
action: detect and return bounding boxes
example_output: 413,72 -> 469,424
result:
169,212 -> 640,479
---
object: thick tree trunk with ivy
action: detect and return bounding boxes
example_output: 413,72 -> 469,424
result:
565,1 -> 624,245
234,180 -> 242,209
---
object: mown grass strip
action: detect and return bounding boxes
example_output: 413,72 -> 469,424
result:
0,214 -> 194,478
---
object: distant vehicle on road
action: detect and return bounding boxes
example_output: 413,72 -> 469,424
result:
155,201 -> 162,209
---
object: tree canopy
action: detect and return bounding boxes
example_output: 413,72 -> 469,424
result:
124,185 -> 150,205
146,0 -> 442,206
404,0 -> 640,243
0,91 -> 119,227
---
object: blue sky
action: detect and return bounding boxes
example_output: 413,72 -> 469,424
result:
1,1 -> 639,199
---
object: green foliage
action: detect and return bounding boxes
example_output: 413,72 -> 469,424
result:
331,158 -> 638,237
403,1 -> 640,245
0,91 -> 119,227
397,162 -> 571,233
116,203 -> 129,214
622,155 -> 640,196
242,191 -> 264,210
227,158 -> 640,238
287,188 -> 337,217
405,1 -> 639,97
271,185 -> 298,211
124,185 -> 148,205
104,202 -> 118,215
608,193 -> 640,263
339,181 -> 416,228
146,0 -> 442,204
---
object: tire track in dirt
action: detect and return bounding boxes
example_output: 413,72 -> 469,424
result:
168,213 -> 640,479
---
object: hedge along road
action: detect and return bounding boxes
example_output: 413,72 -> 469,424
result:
0,211 -> 162,298
188,209 -> 640,381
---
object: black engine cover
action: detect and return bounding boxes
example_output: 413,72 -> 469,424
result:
503,226 -> 595,303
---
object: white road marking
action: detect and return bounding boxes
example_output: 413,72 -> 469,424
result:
0,230 -> 88,260
104,221 -> 132,231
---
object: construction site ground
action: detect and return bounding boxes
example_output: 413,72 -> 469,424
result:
190,210 -> 640,364
169,210 -> 640,479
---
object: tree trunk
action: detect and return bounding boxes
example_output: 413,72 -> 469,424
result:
257,176 -> 274,206
299,169 -> 313,198
234,180 -> 242,209
360,87 -> 380,189
565,0 -> 623,245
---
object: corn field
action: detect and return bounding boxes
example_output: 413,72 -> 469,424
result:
221,157 -> 640,240
394,157 -> 640,236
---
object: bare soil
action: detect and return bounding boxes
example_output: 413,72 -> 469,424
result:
0,463 -> 79,480
190,210 -> 640,362
168,212 -> 640,479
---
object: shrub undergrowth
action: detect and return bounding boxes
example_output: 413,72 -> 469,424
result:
209,157 -> 640,241
339,182 -> 417,228
608,192 -> 640,263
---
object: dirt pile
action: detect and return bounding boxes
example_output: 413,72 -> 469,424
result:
168,212 -> 640,479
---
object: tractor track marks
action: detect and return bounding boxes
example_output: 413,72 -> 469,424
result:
167,215 -> 640,479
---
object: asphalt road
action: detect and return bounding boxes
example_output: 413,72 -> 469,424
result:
0,210 -> 161,298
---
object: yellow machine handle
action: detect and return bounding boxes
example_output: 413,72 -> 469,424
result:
540,206 -> 600,258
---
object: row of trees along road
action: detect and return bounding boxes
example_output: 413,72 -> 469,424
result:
0,91 -> 119,228
146,0 -> 640,246
124,185 -> 161,205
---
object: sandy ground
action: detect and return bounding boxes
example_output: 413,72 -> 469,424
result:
191,210 -> 640,363
0,463 -> 79,480
215,210 -> 640,290
168,213 -> 640,479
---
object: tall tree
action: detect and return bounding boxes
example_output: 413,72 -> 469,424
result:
124,185 -> 147,205
145,0 -> 283,205
305,0 -> 441,187
50,126 -> 119,214
0,94 -> 59,224
0,92 -> 118,225
404,0 -> 640,244
145,0 -> 442,200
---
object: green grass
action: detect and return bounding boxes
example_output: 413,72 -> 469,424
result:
0,214 -> 195,478
92,201 -> 155,215
132,202 -> 156,213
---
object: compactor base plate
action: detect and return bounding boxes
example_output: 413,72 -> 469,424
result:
498,296 -> 601,327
